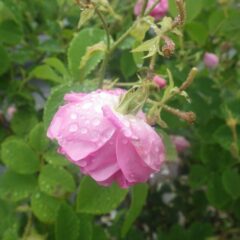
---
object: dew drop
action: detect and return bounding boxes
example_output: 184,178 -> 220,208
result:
70,113 -> 77,120
69,124 -> 78,132
92,118 -> 101,126
123,128 -> 132,138
94,106 -> 102,113
82,102 -> 92,109
123,119 -> 130,127
91,131 -> 100,142
104,129 -> 113,139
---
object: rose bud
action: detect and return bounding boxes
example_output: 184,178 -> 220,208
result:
170,135 -> 190,153
153,75 -> 167,88
204,52 -> 219,69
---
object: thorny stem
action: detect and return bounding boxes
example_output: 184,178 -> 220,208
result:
111,22 -> 138,52
98,22 -> 138,87
95,7 -> 111,50
146,53 -> 157,80
172,0 -> 185,28
176,0 -> 185,25
98,52 -> 110,88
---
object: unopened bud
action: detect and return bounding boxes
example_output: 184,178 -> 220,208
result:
153,75 -> 167,89
204,52 -> 219,69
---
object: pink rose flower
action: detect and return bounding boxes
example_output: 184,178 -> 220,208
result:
134,0 -> 168,20
47,89 -> 165,188
170,135 -> 190,153
153,75 -> 167,88
204,52 -> 219,69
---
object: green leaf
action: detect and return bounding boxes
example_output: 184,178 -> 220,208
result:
68,28 -> 106,80
185,0 -> 203,22
78,8 -> 95,29
169,0 -> 203,22
30,65 -> 63,83
0,45 -> 10,75
185,22 -> 208,46
2,225 -> 19,240
132,37 -> 159,54
121,183 -> 148,237
222,168 -> 240,199
0,20 -> 22,45
200,144 -> 234,171
10,110 -> 38,136
29,123 -> 49,152
77,214 -> 93,240
158,130 -> 178,162
120,51 -> 137,79
130,18 -> 151,42
77,177 -> 128,214
188,222 -> 213,240
44,57 -> 70,79
208,10 -> 225,33
214,125 -> 240,151
0,1 -> 17,22
1,138 -> 40,174
38,165 -> 76,197
0,171 -> 37,202
55,204 -> 79,240
206,174 -> 231,209
31,191 -> 62,223
92,225 -> 107,240
79,42 -> 106,78
44,150 -> 69,166
189,165 -> 209,189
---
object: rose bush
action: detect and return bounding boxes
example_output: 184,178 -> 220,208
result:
0,0 -> 239,239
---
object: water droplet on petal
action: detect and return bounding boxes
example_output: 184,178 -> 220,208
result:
123,119 -> 130,127
69,124 -> 78,132
70,113 -> 77,120
82,102 -> 92,109
91,131 -> 100,142
92,118 -> 101,126
123,128 -> 132,138
94,106 -> 102,113
80,128 -> 88,134
104,129 -> 113,139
